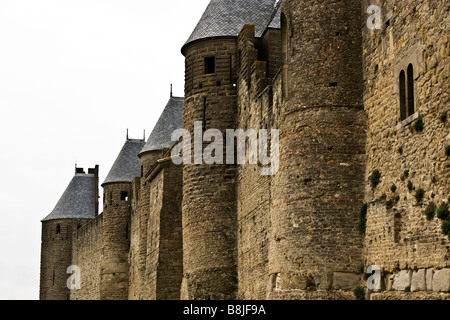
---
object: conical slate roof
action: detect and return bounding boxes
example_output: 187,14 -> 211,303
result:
267,0 -> 283,29
42,172 -> 96,222
139,96 -> 184,156
102,139 -> 146,185
182,0 -> 280,52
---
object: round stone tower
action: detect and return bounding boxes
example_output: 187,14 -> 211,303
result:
181,36 -> 238,300
100,137 -> 145,300
40,166 -> 98,300
268,0 -> 367,299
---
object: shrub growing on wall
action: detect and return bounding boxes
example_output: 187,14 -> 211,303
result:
369,170 -> 381,188
437,202 -> 449,220
424,202 -> 437,221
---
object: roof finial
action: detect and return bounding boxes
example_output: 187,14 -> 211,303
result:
126,128 -> 129,140
170,83 -> 173,98
143,130 -> 146,141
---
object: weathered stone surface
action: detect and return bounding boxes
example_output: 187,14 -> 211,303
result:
426,269 -> 434,291
411,269 -> 426,292
385,273 -> 394,291
332,273 -> 361,291
393,270 -> 412,291
432,269 -> 450,293
40,0 -> 450,302
363,0 -> 450,276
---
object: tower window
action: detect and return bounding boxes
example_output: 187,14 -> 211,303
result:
407,64 -> 415,116
204,57 -> 215,74
399,64 -> 415,121
121,191 -> 128,201
399,70 -> 406,120
56,224 -> 61,235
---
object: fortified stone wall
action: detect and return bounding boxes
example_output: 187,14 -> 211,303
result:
71,216 -> 103,300
41,0 -> 450,301
144,161 -> 183,300
128,150 -> 162,299
235,25 -> 282,300
361,0 -> 450,298
128,177 -> 141,299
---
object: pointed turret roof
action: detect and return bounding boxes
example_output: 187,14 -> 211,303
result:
102,138 -> 146,186
266,0 -> 283,30
182,0 -> 280,53
42,170 -> 96,222
139,96 -> 184,156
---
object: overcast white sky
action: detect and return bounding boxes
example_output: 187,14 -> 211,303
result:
0,0 -> 210,300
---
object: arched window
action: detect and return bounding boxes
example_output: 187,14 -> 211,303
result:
399,70 -> 406,120
407,64 -> 415,116
56,224 -> 61,235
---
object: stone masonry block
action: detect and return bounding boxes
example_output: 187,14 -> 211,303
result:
432,269 -> 450,292
392,270 -> 412,291
332,272 -> 360,291
426,268 -> 434,291
411,269 -> 426,292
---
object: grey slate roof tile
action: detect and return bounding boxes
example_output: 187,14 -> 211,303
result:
267,0 -> 283,29
139,96 -> 184,155
42,173 -> 96,222
183,0 -> 280,50
102,139 -> 146,185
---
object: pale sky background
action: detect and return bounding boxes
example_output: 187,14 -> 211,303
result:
0,0 -> 210,300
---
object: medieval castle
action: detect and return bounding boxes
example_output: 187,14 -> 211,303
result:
40,0 -> 450,300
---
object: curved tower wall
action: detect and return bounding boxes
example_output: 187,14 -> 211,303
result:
181,38 -> 238,300
40,220 -> 74,300
268,0 -> 367,299
100,182 -> 132,300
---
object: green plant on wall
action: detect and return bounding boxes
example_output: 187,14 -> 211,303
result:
437,202 -> 449,220
390,184 -> 397,193
353,286 -> 365,301
369,170 -> 381,188
412,115 -> 424,132
401,170 -> 409,181
358,203 -> 368,234
407,180 -> 414,191
424,202 -> 437,221
414,188 -> 425,204
442,221 -> 450,240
